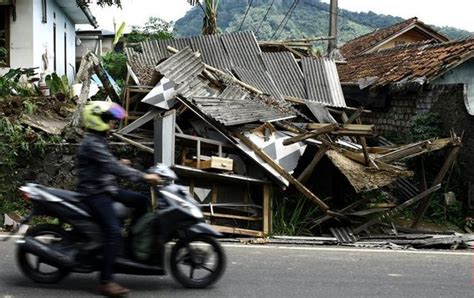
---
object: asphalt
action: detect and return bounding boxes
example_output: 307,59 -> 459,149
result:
0,237 -> 472,297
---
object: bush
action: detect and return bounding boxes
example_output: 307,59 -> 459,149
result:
408,112 -> 444,142
101,51 -> 127,88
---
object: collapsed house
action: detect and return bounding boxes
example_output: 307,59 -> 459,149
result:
338,38 -> 474,215
98,31 -> 464,243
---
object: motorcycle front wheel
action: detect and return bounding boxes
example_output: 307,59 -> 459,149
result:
170,235 -> 226,288
16,224 -> 71,284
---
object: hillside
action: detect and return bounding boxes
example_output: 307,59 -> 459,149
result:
173,0 -> 472,45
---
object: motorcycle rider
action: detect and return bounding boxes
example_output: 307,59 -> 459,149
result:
77,101 -> 161,296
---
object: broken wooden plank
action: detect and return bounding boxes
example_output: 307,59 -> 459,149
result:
306,123 -> 376,137
353,184 -> 441,234
297,144 -> 330,184
211,225 -> 263,237
236,133 -> 330,212
283,124 -> 338,146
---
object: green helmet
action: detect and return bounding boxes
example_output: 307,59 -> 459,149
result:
82,101 -> 126,132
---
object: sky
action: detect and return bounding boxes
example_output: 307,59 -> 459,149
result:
84,0 -> 474,32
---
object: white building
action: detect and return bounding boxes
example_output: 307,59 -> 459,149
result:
0,0 -> 97,82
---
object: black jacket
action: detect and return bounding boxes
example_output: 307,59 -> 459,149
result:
76,132 -> 145,195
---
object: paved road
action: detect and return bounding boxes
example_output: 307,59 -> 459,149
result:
0,238 -> 472,297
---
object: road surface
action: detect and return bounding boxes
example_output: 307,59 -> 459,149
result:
0,237 -> 472,297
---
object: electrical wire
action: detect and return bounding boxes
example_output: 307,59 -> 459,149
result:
270,0 -> 299,40
255,0 -> 276,37
275,0 -> 300,39
238,0 -> 254,31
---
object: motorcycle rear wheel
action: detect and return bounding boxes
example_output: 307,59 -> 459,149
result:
170,235 -> 226,288
16,224 -> 71,284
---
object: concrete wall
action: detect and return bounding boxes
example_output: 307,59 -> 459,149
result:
434,57 -> 474,115
1,0 -> 77,82
360,84 -> 454,135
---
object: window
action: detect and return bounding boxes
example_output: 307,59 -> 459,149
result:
0,5 -> 10,66
41,0 -> 47,23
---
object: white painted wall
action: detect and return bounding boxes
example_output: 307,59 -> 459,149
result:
1,0 -> 78,82
7,0 -> 34,69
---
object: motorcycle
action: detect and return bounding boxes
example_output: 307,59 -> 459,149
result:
15,164 -> 226,289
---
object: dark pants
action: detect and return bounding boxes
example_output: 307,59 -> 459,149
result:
83,189 -> 150,283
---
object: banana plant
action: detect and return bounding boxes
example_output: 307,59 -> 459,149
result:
187,0 -> 220,35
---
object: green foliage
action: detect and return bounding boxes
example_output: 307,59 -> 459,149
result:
0,68 -> 40,97
174,0 -> 472,42
272,195 -> 322,236
101,51 -> 127,88
408,112 -> 444,142
45,73 -> 71,99
127,17 -> 173,44
78,0 -> 121,8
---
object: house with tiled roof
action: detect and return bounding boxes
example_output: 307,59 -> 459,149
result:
338,31 -> 474,212
340,17 -> 449,58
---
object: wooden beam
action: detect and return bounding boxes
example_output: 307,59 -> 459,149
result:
211,225 -> 264,237
118,109 -> 161,134
111,133 -> 154,154
263,184 -> 272,235
412,146 -> 461,228
283,124 -> 338,146
203,212 -> 262,221
297,144 -> 330,184
345,107 -> 364,125
236,133 -> 330,212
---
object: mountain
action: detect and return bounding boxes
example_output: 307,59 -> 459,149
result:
173,0 -> 472,45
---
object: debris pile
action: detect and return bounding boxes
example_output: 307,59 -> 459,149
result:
110,32 -> 464,243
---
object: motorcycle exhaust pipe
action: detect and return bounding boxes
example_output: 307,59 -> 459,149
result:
17,237 -> 75,268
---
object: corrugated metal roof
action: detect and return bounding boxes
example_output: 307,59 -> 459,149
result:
191,96 -> 292,126
219,85 -> 248,100
220,31 -> 265,71
233,66 -> 285,103
262,52 -> 306,99
305,102 -> 338,123
302,57 -> 347,108
189,35 -> 233,71
156,47 -> 205,84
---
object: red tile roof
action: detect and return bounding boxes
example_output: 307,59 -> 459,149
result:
340,17 -> 449,58
337,38 -> 474,87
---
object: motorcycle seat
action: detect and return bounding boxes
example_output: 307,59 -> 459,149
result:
39,185 -> 85,203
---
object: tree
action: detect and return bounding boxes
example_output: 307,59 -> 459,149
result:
77,0 -> 122,8
126,17 -> 173,44
188,0 -> 220,35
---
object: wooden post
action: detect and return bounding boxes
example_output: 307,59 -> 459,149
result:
412,146 -> 461,228
236,133 -> 330,212
211,184 -> 218,204
356,118 -> 370,166
263,184 -> 272,235
124,87 -> 130,126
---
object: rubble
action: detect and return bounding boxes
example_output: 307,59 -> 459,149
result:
3,31 -> 469,245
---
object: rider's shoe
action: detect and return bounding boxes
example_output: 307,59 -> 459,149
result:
99,282 -> 130,296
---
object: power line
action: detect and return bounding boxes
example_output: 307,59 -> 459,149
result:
255,0 -> 275,37
275,0 -> 300,39
270,0 -> 299,40
238,0 -> 254,32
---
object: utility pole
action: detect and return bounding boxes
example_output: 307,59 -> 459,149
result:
327,0 -> 338,55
